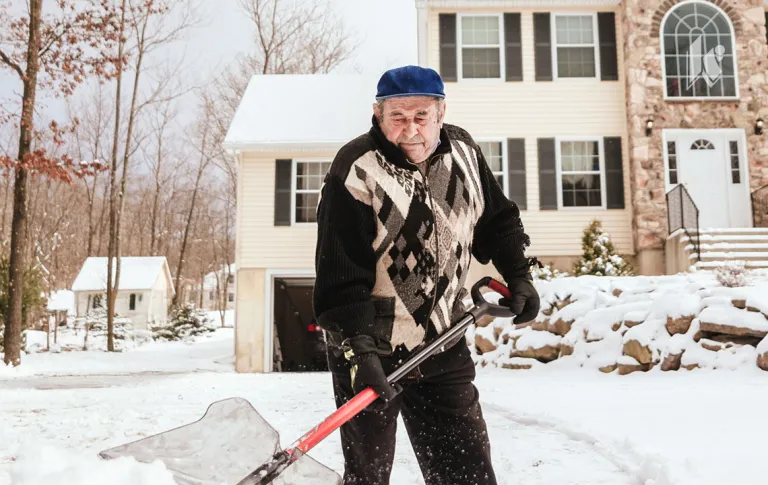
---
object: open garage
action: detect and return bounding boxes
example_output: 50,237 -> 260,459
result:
271,277 -> 328,372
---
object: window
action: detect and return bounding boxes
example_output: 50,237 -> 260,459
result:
209,291 -> 214,301
129,294 -> 136,311
476,141 -> 505,193
227,275 -> 234,284
729,141 -> 741,184
228,292 -> 235,303
459,15 -> 503,79
92,294 -> 101,309
553,14 -> 597,78
661,1 -> 737,98
667,141 -> 678,185
558,139 -> 603,208
691,139 -> 714,150
293,160 -> 331,224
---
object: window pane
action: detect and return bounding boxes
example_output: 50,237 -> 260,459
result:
562,174 -> 602,207
670,170 -> 678,185
462,16 -> 499,46
462,47 -> 501,78
295,193 -> 320,223
557,47 -> 595,78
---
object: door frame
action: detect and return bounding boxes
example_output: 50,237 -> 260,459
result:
263,269 -> 315,373
662,128 -> 752,227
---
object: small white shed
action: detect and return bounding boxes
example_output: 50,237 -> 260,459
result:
71,256 -> 175,330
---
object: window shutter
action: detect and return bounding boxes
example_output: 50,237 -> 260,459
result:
598,13 -> 619,81
439,14 -> 457,82
765,12 -> 768,46
533,13 -> 553,81
274,159 -> 292,226
538,138 -> 557,210
604,137 -> 625,209
507,138 -> 526,209
504,13 -> 523,82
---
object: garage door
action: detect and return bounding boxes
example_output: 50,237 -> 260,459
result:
272,278 -> 328,372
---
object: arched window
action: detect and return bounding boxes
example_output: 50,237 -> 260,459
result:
691,139 -> 715,150
661,1 -> 738,99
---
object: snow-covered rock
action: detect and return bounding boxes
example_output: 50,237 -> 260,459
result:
698,307 -> 768,338
757,336 -> 768,371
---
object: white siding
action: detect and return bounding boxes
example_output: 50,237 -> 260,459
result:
427,7 -> 634,256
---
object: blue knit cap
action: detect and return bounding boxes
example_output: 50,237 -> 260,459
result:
375,65 -> 446,100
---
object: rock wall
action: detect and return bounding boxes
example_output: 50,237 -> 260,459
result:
621,0 -> 768,256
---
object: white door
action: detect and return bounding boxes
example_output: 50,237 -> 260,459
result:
676,134 -> 730,228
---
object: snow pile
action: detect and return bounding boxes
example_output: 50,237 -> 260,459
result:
9,444 -> 177,485
46,290 -> 75,314
469,271 -> 768,374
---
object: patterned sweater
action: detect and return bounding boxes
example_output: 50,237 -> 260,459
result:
313,116 -> 531,353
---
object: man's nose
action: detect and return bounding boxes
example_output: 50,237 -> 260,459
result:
403,121 -> 418,139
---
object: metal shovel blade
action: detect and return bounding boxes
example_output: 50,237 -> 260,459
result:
99,397 -> 341,485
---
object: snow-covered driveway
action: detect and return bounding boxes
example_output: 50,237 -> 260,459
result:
1,330 -> 766,484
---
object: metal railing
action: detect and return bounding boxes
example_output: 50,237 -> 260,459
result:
666,184 -> 700,262
752,184 -> 768,228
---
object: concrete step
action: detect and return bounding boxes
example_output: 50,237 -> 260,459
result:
696,251 -> 768,261
689,228 -> 768,236
695,260 -> 768,268
697,243 -> 768,251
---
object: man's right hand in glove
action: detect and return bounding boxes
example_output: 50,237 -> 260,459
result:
342,334 -> 402,412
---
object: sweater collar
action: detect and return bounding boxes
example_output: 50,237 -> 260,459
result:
368,115 -> 452,171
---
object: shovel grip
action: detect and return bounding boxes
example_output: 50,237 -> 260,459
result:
295,388 -> 378,454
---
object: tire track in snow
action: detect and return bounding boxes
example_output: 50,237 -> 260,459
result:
480,401 -> 674,485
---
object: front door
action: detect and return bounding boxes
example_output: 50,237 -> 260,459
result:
667,130 -> 751,229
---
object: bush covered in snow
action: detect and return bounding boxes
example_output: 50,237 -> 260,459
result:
572,220 -> 634,277
715,260 -> 747,288
82,307 -> 147,351
152,304 -> 215,341
531,263 -> 568,281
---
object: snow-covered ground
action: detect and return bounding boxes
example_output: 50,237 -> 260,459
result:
2,326 -> 767,485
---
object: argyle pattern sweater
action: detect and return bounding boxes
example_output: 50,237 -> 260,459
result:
313,116 -> 531,353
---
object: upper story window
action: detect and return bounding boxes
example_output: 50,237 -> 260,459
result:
553,14 -> 598,78
458,14 -> 503,79
661,1 -> 738,99
293,160 -> 331,224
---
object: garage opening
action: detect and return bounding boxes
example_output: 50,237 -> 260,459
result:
272,277 -> 327,372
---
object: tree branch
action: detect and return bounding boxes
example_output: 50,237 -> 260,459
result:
0,48 -> 24,79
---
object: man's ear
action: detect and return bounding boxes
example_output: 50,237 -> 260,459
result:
438,100 -> 447,127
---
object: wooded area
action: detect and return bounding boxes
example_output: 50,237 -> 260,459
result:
0,0 -> 355,365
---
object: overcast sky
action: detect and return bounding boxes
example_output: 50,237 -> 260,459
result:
0,0 -> 418,127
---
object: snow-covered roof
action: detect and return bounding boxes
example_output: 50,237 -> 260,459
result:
71,257 -> 175,295
47,290 -> 75,314
222,74 -> 380,151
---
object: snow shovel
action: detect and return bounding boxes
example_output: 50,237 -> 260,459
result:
99,276 -> 513,485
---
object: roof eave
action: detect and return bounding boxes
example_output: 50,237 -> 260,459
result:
222,140 -> 350,154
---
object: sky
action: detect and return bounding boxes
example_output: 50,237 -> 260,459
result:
0,0 -> 418,131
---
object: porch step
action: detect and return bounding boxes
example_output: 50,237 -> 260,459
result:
676,228 -> 768,270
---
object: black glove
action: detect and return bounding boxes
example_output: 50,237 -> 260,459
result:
342,334 -> 402,412
499,276 -> 541,324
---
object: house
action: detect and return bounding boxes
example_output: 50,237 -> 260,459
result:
224,0 -> 768,373
71,256 -> 175,330
201,264 -> 236,311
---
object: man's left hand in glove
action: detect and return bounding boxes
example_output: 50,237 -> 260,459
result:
499,276 -> 541,324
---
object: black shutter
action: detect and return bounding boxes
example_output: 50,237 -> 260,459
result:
507,138 -> 526,209
765,12 -> 768,46
598,13 -> 619,81
439,14 -> 457,82
533,13 -> 553,81
538,138 -> 557,210
604,137 -> 625,209
504,13 -> 523,82
274,159 -> 292,226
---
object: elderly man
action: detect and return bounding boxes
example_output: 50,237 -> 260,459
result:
313,65 -> 539,485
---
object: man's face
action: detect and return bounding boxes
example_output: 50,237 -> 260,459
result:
374,96 -> 445,164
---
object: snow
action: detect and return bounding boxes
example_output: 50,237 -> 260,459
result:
698,306 -> 768,333
223,74 -> 380,149
71,256 -> 171,292
651,291 -> 702,319
758,335 -> 768,354
46,290 -> 75,314
515,329 -> 561,350
3,330 -> 768,485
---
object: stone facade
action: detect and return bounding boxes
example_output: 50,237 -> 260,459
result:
621,0 -> 768,273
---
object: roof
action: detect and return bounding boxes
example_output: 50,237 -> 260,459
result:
222,74 -> 380,151
71,257 -> 175,295
47,290 -> 75,314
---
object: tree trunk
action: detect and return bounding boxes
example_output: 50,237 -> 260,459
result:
106,0 -> 128,353
3,0 -> 42,366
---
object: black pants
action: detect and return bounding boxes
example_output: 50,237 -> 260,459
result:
328,341 -> 497,485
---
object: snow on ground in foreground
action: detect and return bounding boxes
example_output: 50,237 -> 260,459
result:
2,328 -> 767,485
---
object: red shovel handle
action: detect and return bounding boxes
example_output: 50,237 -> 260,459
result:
487,279 -> 512,298
295,388 -> 378,454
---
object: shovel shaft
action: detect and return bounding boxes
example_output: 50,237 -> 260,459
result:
295,388 -> 378,453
